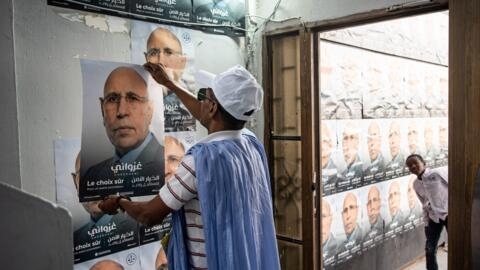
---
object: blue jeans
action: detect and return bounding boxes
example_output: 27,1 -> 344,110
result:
425,217 -> 448,270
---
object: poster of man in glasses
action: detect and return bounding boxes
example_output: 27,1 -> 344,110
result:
131,22 -> 197,133
79,59 -> 165,202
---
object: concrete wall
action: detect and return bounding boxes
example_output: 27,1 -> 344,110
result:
0,182 -> 72,269
0,0 -> 20,187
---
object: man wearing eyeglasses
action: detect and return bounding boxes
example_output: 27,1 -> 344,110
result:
363,120 -> 386,184
322,199 -> 339,267
386,180 -> 406,234
81,66 -> 164,200
339,121 -> 363,190
99,64 -> 280,270
145,27 -> 195,132
145,27 -> 186,86
386,120 -> 406,178
338,192 -> 363,258
363,185 -> 384,247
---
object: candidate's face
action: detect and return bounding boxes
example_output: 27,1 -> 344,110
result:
368,122 -> 381,161
164,137 -> 185,181
342,129 -> 359,166
321,200 -> 333,245
367,187 -> 381,225
101,68 -> 153,156
388,122 -> 401,157
342,193 -> 358,234
146,29 -> 186,82
407,177 -> 417,209
407,124 -> 419,154
388,182 -> 401,216
321,125 -> 333,167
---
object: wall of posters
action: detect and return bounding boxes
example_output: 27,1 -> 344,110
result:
319,14 -> 448,268
55,139 -> 165,269
47,0 -> 246,36
54,19 -> 200,267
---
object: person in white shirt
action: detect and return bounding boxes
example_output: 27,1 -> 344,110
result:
405,154 -> 448,270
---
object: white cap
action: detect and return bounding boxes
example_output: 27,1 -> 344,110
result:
195,65 -> 263,121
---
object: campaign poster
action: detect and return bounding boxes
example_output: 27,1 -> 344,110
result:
384,178 -> 409,239
54,139 -> 140,265
138,131 -> 195,244
336,120 -> 364,192
319,42 -> 341,120
79,59 -> 165,201
131,21 -> 197,133
361,53 -> 390,119
321,195 -> 339,268
47,0 -> 246,36
320,42 -> 363,120
73,247 -> 144,270
333,190 -> 364,264
130,0 -> 193,23
383,119 -> 408,180
193,0 -> 246,36
360,183 -> 386,251
320,120 -> 341,196
361,119 -> 387,185
403,174 -> 423,231
47,0 -> 129,17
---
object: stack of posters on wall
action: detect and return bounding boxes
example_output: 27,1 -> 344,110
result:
55,22 -> 198,269
319,13 -> 448,269
47,0 -> 246,36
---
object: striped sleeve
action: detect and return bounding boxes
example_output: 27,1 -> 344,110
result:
160,155 -> 197,210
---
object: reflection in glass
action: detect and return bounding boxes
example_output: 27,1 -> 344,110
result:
271,35 -> 301,136
273,140 -> 302,239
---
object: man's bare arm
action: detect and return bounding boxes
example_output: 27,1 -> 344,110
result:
144,63 -> 202,120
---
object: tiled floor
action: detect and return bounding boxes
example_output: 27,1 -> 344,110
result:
402,247 -> 448,270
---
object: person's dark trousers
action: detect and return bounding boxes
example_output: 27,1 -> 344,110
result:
425,217 -> 448,270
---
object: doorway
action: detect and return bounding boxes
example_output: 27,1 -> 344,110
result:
263,9 -> 448,270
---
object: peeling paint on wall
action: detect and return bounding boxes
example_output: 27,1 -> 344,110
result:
106,16 -> 129,33
84,15 -> 108,32
58,12 -> 84,23
55,11 -> 129,33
